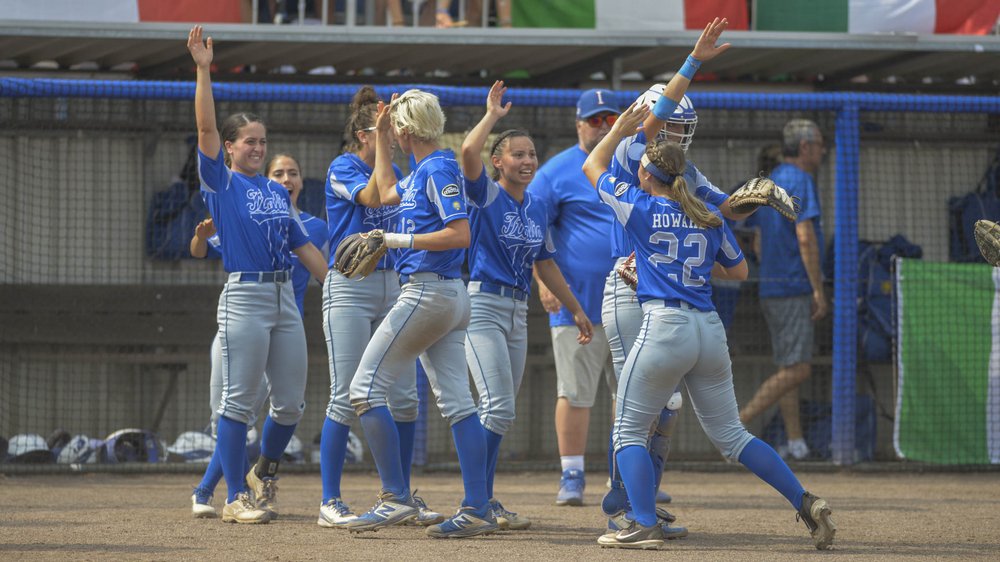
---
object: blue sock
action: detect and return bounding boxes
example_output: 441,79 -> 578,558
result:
484,429 -> 503,500
320,417 -> 350,502
359,406 -> 406,497
197,448 -> 224,493
216,416 -> 249,502
396,420 -> 416,492
616,445 -> 657,527
738,437 -> 806,510
451,415 -> 488,509
260,416 -> 297,462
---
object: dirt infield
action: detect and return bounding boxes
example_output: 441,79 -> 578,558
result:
1,470 -> 997,561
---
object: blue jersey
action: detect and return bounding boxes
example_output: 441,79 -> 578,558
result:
290,211 -> 328,316
466,165 -> 555,295
596,172 -> 743,310
325,153 -> 404,271
197,148 -> 309,273
529,146 -> 615,326
201,214 -> 324,318
391,149 -> 468,278
744,163 -> 823,299
609,131 -> 728,258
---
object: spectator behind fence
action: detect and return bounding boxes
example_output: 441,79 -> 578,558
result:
739,121 -> 827,461
434,0 -> 513,28
712,143 -> 783,331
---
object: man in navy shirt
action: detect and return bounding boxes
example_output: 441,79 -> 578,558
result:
530,89 -> 618,506
740,119 -> 827,461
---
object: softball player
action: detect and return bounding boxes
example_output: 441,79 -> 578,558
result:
344,89 -> 495,539
187,26 -> 329,525
601,17 -> 733,532
459,81 -> 594,530
189,153 -> 325,519
584,103 -> 835,551
317,85 -> 438,529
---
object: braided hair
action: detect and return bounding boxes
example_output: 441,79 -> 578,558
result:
645,139 -> 721,229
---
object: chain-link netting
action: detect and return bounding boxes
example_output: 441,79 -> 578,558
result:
2,79 -> 999,471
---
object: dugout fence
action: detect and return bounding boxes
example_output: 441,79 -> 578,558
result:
2,78 -> 999,472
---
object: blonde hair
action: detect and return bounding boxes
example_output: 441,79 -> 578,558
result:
390,89 -> 446,142
645,139 -> 722,229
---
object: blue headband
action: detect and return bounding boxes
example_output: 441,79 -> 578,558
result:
640,154 -> 676,185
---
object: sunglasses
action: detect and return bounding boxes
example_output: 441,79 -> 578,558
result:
584,114 -> 618,128
357,126 -> 377,133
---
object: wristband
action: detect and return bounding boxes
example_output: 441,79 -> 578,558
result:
652,94 -> 680,121
384,232 -> 414,249
678,55 -> 701,81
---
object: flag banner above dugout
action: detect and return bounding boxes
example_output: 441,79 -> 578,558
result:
756,0 -> 999,34
894,258 -> 1000,465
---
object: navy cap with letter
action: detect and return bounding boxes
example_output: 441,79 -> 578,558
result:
576,89 -> 621,119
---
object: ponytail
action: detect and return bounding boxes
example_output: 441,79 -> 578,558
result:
645,139 -> 721,229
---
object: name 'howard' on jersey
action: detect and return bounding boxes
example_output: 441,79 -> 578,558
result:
595,171 -> 743,310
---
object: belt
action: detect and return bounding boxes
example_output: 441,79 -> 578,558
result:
400,272 -> 457,285
229,270 -> 290,283
470,281 -> 528,302
647,298 -> 698,310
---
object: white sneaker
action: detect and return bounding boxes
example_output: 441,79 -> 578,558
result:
222,492 -> 270,524
318,497 -> 357,528
191,487 -> 217,519
787,439 -> 810,461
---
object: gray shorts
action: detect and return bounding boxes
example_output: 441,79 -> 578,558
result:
552,324 -> 615,408
760,295 -> 813,367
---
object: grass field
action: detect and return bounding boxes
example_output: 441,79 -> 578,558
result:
2,470 -> 998,561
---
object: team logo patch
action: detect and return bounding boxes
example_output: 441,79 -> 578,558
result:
452,201 -> 462,210
614,182 -> 630,197
441,184 -> 460,197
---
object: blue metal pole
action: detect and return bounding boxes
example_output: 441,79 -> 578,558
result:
831,102 -> 860,465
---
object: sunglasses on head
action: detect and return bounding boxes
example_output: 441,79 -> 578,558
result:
584,114 -> 618,128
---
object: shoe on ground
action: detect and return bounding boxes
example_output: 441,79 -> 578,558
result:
317,497 -> 357,528
222,491 -> 270,524
607,510 -> 686,540
245,468 -> 279,520
597,518 -> 665,550
797,491 -> 836,550
344,490 -> 418,533
191,486 -> 217,519
490,498 -> 531,530
555,469 -> 585,506
426,505 -> 498,538
656,488 -> 672,504
787,439 -> 810,461
401,489 -> 446,526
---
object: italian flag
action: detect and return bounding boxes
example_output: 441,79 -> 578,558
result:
757,0 -> 1000,34
514,0 -> 750,30
895,259 -> 1000,465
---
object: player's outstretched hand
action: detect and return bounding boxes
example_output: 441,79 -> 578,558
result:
375,93 -> 398,137
610,102 -> 649,139
187,25 -> 213,68
194,218 -> 216,240
691,17 -> 731,63
573,312 -> 593,345
486,80 -> 512,119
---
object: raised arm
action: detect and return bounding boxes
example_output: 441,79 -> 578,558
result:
461,80 -> 511,181
187,26 -> 220,158
642,17 -> 730,139
582,102 -> 649,187
372,96 -> 402,206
